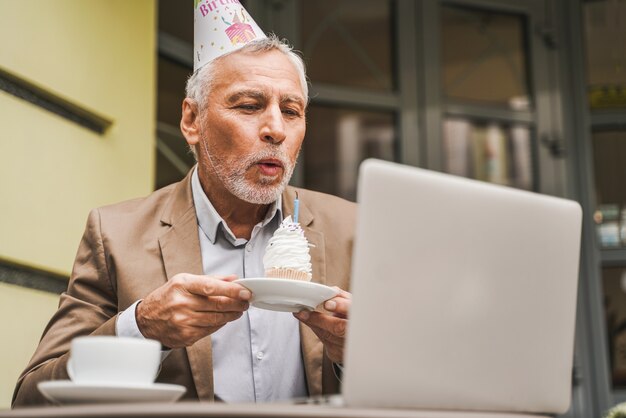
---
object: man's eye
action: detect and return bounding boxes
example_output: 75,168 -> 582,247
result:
238,104 -> 259,111
282,109 -> 301,117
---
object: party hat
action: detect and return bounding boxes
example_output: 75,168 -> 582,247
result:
194,0 -> 267,72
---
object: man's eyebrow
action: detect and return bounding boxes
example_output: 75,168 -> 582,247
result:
226,90 -> 305,108
280,94 -> 306,108
226,90 -> 268,104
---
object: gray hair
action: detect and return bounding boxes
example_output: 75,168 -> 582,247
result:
185,33 -> 309,110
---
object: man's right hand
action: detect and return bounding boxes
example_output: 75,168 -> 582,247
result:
135,273 -> 251,348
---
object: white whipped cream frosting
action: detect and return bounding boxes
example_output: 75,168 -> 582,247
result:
263,215 -> 312,274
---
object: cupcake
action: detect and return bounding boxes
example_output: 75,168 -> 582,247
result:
263,215 -> 312,281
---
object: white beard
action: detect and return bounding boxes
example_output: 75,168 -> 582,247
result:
200,139 -> 296,205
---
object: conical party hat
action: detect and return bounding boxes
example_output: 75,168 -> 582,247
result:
194,0 -> 267,72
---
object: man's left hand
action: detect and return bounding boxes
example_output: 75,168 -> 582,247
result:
294,287 -> 351,364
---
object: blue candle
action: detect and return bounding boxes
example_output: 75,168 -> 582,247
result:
294,193 -> 300,223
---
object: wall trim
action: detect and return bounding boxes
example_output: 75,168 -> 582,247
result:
0,261 -> 67,295
0,66 -> 113,135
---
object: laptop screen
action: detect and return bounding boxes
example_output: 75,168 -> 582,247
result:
343,159 -> 582,414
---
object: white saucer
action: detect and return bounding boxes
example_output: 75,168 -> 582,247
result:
235,278 -> 339,312
37,380 -> 186,404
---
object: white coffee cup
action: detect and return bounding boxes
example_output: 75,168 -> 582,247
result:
67,336 -> 161,386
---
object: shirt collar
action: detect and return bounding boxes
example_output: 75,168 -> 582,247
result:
191,166 -> 282,244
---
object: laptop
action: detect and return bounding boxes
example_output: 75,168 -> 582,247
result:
342,159 -> 582,414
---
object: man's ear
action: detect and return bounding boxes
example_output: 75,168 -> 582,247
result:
180,98 -> 201,146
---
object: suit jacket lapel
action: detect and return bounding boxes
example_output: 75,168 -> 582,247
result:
158,171 -> 215,400
283,187 -> 326,396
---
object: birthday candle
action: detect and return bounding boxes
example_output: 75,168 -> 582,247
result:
294,192 -> 300,223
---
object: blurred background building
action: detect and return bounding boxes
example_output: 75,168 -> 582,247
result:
0,0 -> 625,416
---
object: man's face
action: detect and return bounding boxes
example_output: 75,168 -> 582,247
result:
195,49 -> 307,205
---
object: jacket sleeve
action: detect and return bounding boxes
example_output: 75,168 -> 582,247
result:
12,209 -> 119,407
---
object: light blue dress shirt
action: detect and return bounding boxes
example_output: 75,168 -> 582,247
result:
117,168 -> 308,402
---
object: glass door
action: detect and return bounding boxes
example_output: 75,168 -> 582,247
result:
422,0 -> 570,196
440,4 -> 534,189
582,0 -> 626,407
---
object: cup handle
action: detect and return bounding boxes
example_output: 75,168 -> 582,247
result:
66,358 -> 75,381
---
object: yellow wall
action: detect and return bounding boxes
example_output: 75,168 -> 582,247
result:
0,284 -> 59,409
0,0 -> 156,409
0,0 -> 156,275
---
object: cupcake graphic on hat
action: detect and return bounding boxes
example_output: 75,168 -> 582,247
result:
223,10 -> 256,45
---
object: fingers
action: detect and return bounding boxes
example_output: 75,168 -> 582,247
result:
293,287 -> 351,364
303,322 -> 345,346
182,294 -> 249,313
136,273 -> 253,348
293,286 -> 351,339
175,274 -> 251,301
319,287 -> 351,319
172,309 -> 245,328
163,322 -> 231,348
323,296 -> 350,319
295,311 -> 348,340
295,311 -> 346,363
331,287 -> 352,300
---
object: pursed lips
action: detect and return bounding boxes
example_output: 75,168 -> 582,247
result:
256,159 -> 284,176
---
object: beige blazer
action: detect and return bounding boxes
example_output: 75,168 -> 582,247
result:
12,171 -> 356,407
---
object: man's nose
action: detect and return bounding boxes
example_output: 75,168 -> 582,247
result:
259,105 -> 287,144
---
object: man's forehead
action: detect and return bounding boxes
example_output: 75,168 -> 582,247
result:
215,50 -> 294,77
212,51 -> 306,100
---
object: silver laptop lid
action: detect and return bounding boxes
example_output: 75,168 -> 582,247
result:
343,159 -> 582,414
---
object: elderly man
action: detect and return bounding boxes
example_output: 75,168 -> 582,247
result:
12,31 -> 356,406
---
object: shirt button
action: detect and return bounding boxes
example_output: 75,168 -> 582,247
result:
246,244 -> 253,252
256,351 -> 264,360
